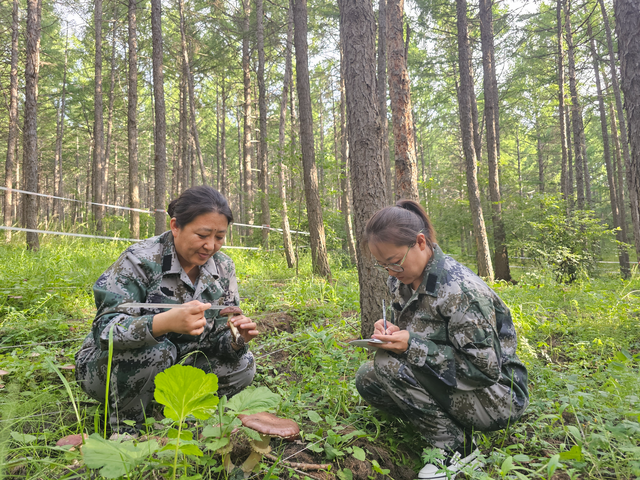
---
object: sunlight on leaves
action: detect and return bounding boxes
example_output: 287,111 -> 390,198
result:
154,364 -> 219,421
225,386 -> 281,414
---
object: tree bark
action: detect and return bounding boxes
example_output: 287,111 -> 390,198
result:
152,0 -> 167,234
609,99 -> 629,242
53,24 -> 69,223
607,0 -> 640,260
566,105 -> 574,204
536,123 -> 544,193
93,0 -> 105,232
5,0 -> 20,241
257,0 -> 270,248
557,0 -> 570,203
479,0 -> 510,282
278,4 -> 296,267
456,0 -> 493,280
128,0 -> 140,238
589,22 -> 630,278
242,0 -> 254,225
104,15 -> 117,208
615,0 -> 640,262
565,0 -> 585,210
378,0 -> 392,200
339,0 -> 389,337
23,0 -> 41,251
220,79 -> 228,199
387,0 -> 419,201
293,0 -> 332,279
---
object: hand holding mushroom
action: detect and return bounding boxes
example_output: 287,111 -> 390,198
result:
220,306 -> 259,349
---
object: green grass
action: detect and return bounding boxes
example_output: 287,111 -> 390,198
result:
1,237 -> 639,479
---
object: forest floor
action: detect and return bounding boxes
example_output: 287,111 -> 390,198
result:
1,237 -> 639,480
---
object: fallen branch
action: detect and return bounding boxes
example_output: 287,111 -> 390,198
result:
263,452 -> 330,471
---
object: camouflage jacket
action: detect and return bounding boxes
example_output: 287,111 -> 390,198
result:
76,231 -> 242,363
389,245 -> 528,401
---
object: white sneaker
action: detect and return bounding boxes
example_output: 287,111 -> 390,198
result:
417,448 -> 484,480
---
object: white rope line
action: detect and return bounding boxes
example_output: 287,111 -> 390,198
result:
233,222 -> 310,236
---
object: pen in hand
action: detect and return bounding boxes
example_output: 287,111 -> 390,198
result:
383,299 -> 387,334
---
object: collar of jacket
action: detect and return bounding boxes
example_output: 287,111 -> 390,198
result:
397,243 -> 446,300
159,231 -> 220,280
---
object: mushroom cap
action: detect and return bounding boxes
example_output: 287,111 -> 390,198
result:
220,306 -> 242,316
60,364 -> 76,371
0,370 -> 8,376
238,413 -> 300,439
56,433 -> 88,447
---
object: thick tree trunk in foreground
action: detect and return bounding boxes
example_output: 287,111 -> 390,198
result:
5,0 -> 20,241
456,0 -> 493,280
479,0 -> 510,282
257,0 -> 270,248
377,0 -> 392,200
387,0 -> 419,201
278,4 -> 296,267
557,0 -> 570,203
589,22 -> 630,278
615,0 -> 640,262
129,0 -> 140,238
242,0 -> 254,225
24,0 -> 41,251
339,0 -> 389,337
608,0 -> 640,260
152,0 -> 167,234
293,0 -> 332,279
93,0 -> 105,232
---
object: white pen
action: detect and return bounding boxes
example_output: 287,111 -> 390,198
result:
383,299 -> 387,333
118,302 -> 227,310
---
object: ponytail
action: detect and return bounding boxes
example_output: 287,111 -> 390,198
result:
364,199 -> 436,248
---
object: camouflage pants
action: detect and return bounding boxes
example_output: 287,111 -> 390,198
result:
355,351 -> 527,450
76,339 -> 255,432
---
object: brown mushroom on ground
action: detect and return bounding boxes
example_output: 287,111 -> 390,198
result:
220,306 -> 244,347
59,364 -> 75,371
238,412 -> 300,476
0,370 -> 8,376
56,433 -> 89,451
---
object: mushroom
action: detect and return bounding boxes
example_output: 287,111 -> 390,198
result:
0,370 -> 8,376
56,433 -> 89,451
220,306 -> 244,346
238,412 -> 300,476
60,364 -> 75,371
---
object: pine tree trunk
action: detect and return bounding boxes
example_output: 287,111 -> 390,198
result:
220,80 -> 228,199
609,99 -> 629,241
589,22 -> 630,277
5,0 -> 20,241
104,15 -> 117,209
456,0 -> 493,280
339,0 -> 389,337
615,0 -> 640,261
128,0 -> 140,238
24,0 -> 41,251
565,0 -> 585,210
278,4 -> 296,267
93,0 -> 105,232
387,0 -> 419,201
257,0 -> 270,248
378,0 -> 392,201
479,0 -> 510,282
152,0 -> 167,234
566,105 -> 574,204
54,25 -> 69,223
557,0 -> 570,203
242,0 -> 254,225
536,123 -> 544,193
293,0 -> 332,279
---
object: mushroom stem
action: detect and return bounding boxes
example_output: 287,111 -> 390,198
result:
223,454 -> 235,474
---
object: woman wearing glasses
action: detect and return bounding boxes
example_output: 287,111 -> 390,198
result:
355,200 -> 529,480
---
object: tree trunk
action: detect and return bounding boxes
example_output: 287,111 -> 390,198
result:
615,0 -> 640,261
220,79 -> 228,199
128,0 -> 140,238
5,0 -> 20,241
179,63 -> 188,194
53,24 -> 69,223
378,0 -> 392,201
278,4 -> 296,267
566,105 -> 574,204
242,0 -> 254,225
516,127 -> 523,197
609,99 -> 629,241
24,0 -> 41,251
93,0 -> 105,232
257,0 -> 270,248
536,123 -> 544,193
387,0 -> 419,201
565,0 -> 585,210
104,15 -> 117,210
456,0 -> 493,280
589,22 -> 630,278
557,0 -> 570,203
607,0 -> 640,260
152,0 -> 167,234
293,0 -> 332,279
339,0 -> 389,337
340,40 -> 357,266
479,0 -> 510,282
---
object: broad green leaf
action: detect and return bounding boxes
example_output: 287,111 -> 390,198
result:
546,454 -> 563,478
352,445 -> 366,461
82,433 -> 159,478
500,456 -> 515,475
559,445 -> 584,461
308,410 -> 322,423
167,429 -> 193,441
242,426 -> 263,441
179,443 -> 203,457
337,468 -> 353,480
10,432 -> 37,444
566,425 -> 582,442
154,364 -> 219,421
225,386 -> 281,415
513,454 -> 531,463
371,459 -> 390,475
205,437 -> 230,452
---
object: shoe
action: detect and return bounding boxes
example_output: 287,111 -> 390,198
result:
417,447 -> 483,479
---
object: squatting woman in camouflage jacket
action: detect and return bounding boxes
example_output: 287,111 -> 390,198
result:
355,200 -> 529,480
75,186 -> 258,435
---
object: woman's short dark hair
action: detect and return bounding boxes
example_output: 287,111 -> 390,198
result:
364,199 -> 436,248
167,186 -> 234,228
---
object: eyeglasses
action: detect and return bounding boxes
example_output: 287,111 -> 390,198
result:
374,243 -> 414,273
